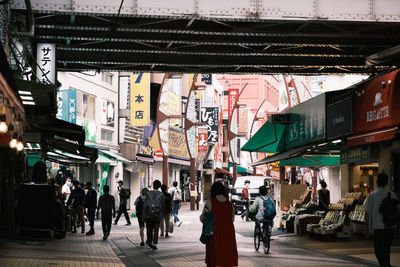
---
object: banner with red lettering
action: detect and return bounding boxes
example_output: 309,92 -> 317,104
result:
228,89 -> 239,123
353,69 -> 400,135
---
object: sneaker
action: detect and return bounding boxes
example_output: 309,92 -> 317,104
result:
140,241 -> 145,246
150,244 -> 157,250
165,234 -> 169,238
125,223 -> 131,226
103,236 -> 107,240
160,233 -> 164,237
86,229 -> 95,235
104,232 -> 110,240
178,221 -> 183,227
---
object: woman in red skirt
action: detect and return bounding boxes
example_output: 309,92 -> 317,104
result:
200,182 -> 238,267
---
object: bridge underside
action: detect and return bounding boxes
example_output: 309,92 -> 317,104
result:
12,10 -> 400,75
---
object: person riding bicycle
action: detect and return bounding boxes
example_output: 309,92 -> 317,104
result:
249,185 -> 276,229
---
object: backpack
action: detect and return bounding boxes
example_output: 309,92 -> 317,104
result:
126,189 -> 131,199
145,192 -> 163,221
173,188 -> 182,201
379,192 -> 400,227
262,197 -> 276,221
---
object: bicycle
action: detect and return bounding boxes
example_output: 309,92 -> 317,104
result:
254,220 -> 272,254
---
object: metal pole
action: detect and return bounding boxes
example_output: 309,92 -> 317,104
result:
190,158 -> 195,210
162,155 -> 168,186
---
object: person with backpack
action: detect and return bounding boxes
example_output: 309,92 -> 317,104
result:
142,180 -> 165,250
169,181 -> 183,226
134,187 -> 149,246
114,180 -> 132,226
365,172 -> 400,267
160,184 -> 172,238
249,185 -> 276,229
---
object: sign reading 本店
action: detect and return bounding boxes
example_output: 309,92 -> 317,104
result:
201,107 -> 219,143
36,43 -> 56,84
131,72 -> 150,126
228,89 -> 239,123
101,100 -> 115,127
56,89 -> 76,124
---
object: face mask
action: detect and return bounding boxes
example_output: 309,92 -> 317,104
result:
67,181 -> 71,186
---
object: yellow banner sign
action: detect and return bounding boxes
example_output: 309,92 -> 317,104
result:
168,128 -> 190,159
130,72 -> 150,126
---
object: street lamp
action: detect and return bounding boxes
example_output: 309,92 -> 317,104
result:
184,75 -> 206,211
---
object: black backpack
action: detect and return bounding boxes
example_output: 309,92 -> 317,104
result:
126,189 -> 131,199
379,192 -> 400,227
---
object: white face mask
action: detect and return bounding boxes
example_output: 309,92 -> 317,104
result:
66,181 -> 72,186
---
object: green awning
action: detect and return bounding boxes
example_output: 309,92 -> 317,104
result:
279,154 -> 340,167
229,163 -> 253,174
241,122 -> 286,153
95,154 -> 114,164
99,149 -> 131,164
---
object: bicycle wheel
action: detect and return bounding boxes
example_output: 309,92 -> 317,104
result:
254,225 -> 261,251
263,226 -> 271,254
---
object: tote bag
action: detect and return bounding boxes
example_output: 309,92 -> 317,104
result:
200,211 -> 214,244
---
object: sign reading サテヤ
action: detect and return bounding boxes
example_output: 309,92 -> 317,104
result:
36,43 -> 56,84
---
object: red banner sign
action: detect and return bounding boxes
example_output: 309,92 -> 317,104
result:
228,89 -> 239,123
353,69 -> 400,135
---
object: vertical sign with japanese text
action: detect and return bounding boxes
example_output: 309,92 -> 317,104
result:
56,89 -> 76,124
198,128 -> 208,153
131,72 -> 150,126
228,89 -> 239,123
36,43 -> 56,84
201,107 -> 219,143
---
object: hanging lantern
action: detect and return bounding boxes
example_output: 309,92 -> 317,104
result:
0,107 -> 7,134
16,136 -> 24,151
9,132 -> 18,149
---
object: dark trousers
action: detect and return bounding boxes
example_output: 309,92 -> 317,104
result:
146,220 -> 160,245
87,208 -> 96,230
241,201 -> 249,220
101,211 -> 112,235
172,201 -> 180,223
115,203 -> 131,224
374,229 -> 395,267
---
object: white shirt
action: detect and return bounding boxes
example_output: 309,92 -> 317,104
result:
364,187 -> 398,230
62,183 -> 71,203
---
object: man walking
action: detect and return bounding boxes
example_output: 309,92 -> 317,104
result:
84,182 -> 97,235
143,180 -> 165,250
241,180 -> 251,221
365,172 -> 399,267
114,180 -> 131,226
169,181 -> 182,226
66,180 -> 85,234
61,178 -> 72,204
97,185 -> 115,240
160,184 -> 172,237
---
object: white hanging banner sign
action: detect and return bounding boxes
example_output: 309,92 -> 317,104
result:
36,43 -> 56,84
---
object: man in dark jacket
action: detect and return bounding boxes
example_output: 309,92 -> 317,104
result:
85,182 -> 97,235
66,180 -> 85,233
114,180 -> 131,226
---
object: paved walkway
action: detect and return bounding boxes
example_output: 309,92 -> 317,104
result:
0,203 -> 399,266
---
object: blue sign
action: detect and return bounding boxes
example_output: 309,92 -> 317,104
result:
56,89 -> 76,124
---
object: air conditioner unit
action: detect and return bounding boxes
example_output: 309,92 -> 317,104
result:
269,113 -> 292,124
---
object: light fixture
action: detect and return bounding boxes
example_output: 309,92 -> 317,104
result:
368,168 -> 374,176
169,73 -> 183,79
317,142 -> 328,147
255,117 -> 265,121
332,139 -> 342,144
18,90 -> 32,95
22,101 -> 36,105
9,133 -> 18,149
20,96 -> 34,101
0,107 -> 7,134
16,137 -> 24,151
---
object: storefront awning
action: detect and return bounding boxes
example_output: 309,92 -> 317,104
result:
279,154 -> 340,167
168,157 -> 190,166
229,163 -> 253,174
252,145 -> 312,167
215,167 -> 232,176
95,154 -> 114,164
99,149 -> 131,164
347,127 -> 398,147
241,122 -> 286,153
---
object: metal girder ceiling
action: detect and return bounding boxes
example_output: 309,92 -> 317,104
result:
11,6 -> 400,74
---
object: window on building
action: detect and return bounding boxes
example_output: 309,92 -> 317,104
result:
101,129 -> 113,142
102,72 -> 113,85
76,91 -> 95,120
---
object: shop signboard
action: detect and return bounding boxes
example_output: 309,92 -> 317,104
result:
228,89 -> 239,123
36,43 -> 56,84
353,69 -> 400,135
201,74 -> 212,85
101,99 -> 115,127
137,145 -> 154,157
186,90 -> 196,158
326,90 -> 353,139
340,145 -> 372,164
285,93 -> 326,149
84,120 -> 97,142
201,107 -> 219,143
169,128 -> 190,160
56,89 -> 76,124
198,128 -> 208,153
130,72 -> 150,126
